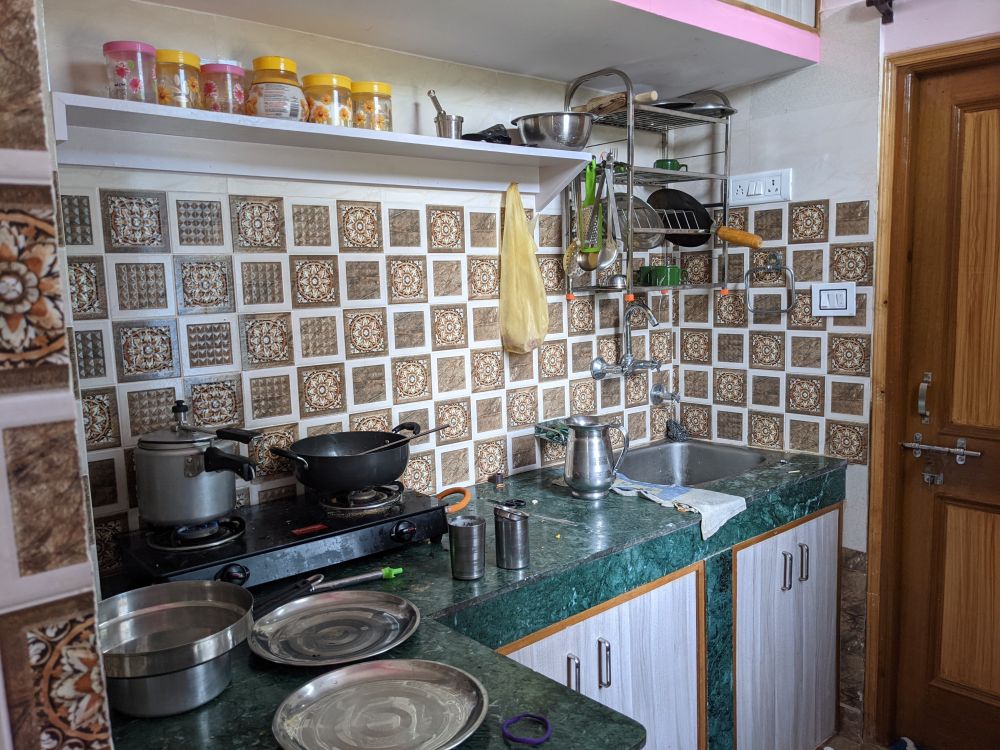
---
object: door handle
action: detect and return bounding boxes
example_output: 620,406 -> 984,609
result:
781,551 -> 794,591
917,372 -> 932,423
597,638 -> 612,688
566,653 -> 581,692
798,543 -> 810,582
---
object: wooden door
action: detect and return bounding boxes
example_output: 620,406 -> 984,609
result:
892,52 -> 1000,748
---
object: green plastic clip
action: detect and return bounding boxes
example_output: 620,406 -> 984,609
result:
382,566 -> 404,580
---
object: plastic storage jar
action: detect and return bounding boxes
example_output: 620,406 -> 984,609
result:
302,74 -> 353,126
201,62 -> 246,114
351,81 -> 392,131
102,40 -> 156,102
156,49 -> 201,108
247,56 -> 306,121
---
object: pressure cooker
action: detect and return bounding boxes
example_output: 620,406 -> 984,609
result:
135,400 -> 259,527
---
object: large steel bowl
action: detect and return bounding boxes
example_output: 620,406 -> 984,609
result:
98,581 -> 254,717
511,112 -> 594,150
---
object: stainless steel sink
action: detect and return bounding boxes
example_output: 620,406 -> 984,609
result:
616,440 -> 781,487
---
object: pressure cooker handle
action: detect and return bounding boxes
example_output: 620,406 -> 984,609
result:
203,446 -> 256,482
215,426 -> 260,444
392,422 -> 422,435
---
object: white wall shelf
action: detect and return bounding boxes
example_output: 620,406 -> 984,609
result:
52,92 -> 592,209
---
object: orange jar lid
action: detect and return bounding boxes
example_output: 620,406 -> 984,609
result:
302,73 -> 352,90
253,56 -> 297,74
156,49 -> 200,68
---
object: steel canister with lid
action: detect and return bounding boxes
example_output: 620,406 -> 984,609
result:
494,506 -> 530,570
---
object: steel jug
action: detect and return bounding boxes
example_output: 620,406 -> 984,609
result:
563,416 -> 630,500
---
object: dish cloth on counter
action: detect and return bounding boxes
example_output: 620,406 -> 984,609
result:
612,474 -> 746,540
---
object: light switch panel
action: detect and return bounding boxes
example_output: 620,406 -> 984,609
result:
811,282 -> 857,317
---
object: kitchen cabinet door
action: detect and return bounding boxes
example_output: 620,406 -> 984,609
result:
505,617 -> 594,696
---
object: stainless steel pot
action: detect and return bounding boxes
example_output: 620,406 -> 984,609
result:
98,581 -> 254,717
135,400 -> 258,527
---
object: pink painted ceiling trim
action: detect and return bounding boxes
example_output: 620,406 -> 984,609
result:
612,0 -> 821,62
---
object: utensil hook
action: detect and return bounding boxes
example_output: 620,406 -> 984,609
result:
743,253 -> 798,315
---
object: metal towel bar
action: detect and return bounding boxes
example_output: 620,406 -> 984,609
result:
744,253 -> 798,315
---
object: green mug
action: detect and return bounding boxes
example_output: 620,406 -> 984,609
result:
639,265 -> 684,286
653,158 -> 688,172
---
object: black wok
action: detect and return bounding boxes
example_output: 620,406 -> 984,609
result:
270,422 -> 421,494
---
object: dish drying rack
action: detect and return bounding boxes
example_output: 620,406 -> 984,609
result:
562,68 -> 733,298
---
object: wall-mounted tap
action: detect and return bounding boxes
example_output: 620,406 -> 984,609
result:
591,299 -> 663,380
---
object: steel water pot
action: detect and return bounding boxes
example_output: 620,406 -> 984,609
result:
563,416 -> 630,500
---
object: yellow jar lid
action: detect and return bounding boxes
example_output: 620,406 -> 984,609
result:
253,56 -> 297,74
352,81 -> 392,95
156,49 -> 201,68
302,73 -> 353,90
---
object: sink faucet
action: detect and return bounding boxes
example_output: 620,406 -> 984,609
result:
591,299 -> 663,380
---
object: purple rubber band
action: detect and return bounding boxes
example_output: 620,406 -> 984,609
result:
501,713 -> 551,745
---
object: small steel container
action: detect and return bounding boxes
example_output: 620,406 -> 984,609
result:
495,506 -> 530,570
448,515 -> 486,580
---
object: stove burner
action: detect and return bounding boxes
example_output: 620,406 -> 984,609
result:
320,482 -> 404,516
146,517 -> 246,552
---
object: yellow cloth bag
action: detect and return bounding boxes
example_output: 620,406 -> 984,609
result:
499,183 -> 549,354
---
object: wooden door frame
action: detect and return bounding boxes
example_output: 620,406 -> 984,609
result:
864,32 -> 1000,744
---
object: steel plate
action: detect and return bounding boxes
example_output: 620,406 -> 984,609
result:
249,591 -> 420,667
272,659 -> 488,750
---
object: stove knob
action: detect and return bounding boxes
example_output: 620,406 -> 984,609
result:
215,563 -> 250,586
390,520 -> 417,543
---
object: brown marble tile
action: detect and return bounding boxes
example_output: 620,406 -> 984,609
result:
792,248 -> 824,282
683,293 -> 709,324
469,212 -> 497,248
716,333 -> 744,364
351,364 -> 387,405
344,260 -> 382,300
716,410 -> 744,441
511,435 -> 537,469
508,351 -> 535,383
4,420 -> 86,575
393,311 -> 427,350
388,208 -> 420,247
440,447 -> 470,485
598,298 -> 621,330
751,375 -> 781,407
791,335 -> 823,369
548,301 -> 565,335
87,457 -> 118,509
436,355 -> 467,393
432,259 -> 463,297
398,407 -> 431,446
542,386 -> 566,420
832,293 -> 868,328
571,340 -> 594,373
836,200 -> 870,236
752,208 -> 783,241
476,396 -> 504,433
538,215 -> 562,247
627,411 -> 648,442
0,0 -> 46,149
718,251 -> 745,286
789,419 -> 821,452
684,368 -> 709,399
750,293 -> 782,326
472,306 -> 499,342
601,378 -> 621,408
831,381 -> 866,415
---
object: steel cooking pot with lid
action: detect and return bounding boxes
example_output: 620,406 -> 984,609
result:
135,400 -> 259,527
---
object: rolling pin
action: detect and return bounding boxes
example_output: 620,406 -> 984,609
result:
716,225 -> 764,249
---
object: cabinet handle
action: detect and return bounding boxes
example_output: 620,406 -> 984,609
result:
566,653 -> 581,692
597,638 -> 612,688
798,542 -> 810,582
781,551 -> 794,591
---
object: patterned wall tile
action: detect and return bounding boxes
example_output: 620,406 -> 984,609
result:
788,291 -> 826,331
683,293 -> 709,323
344,260 -> 382,300
393,311 -> 426,350
569,298 -> 595,335
432,259 -> 463,297
344,308 -> 388,358
292,204 -> 331,246
241,261 -> 285,306
749,331 -> 785,370
239,312 -> 293,370
713,368 -> 748,407
350,409 -> 391,432
186,320 -> 234,369
351,363 -> 387,405
94,512 -> 127,572
436,354 -> 467,394
713,291 -> 747,328
337,200 -> 382,251
88,458 -> 118,509
67,256 -> 108,320
436,398 -> 472,445
391,355 -> 432,404
299,315 -> 339,358
60,194 -> 93,245
713,207 -> 748,247
830,243 -> 874,286
790,335 -> 822,369
186,374 -> 243,427
427,205 -> 464,252
112,319 -> 179,382
174,256 -> 235,314
786,374 -> 825,416
835,200 -> 869,236
792,248 -> 824,282
540,438 -> 566,467
684,369 -> 708,399
789,199 -> 829,243
474,437 -> 507,482
831,381 -> 866,416
749,411 -> 783,449
751,375 -> 781,407
507,386 -> 538,428
250,373 -> 292,419
471,348 -> 504,392
387,256 -> 427,304
470,212 -> 497,248
100,189 -> 169,252
828,334 -> 871,376
230,195 -> 285,251
125,386 -> 176,436
431,305 -> 467,350
832,292 -> 869,329
680,329 -> 711,364
115,261 -> 168,310
650,330 -> 672,363
716,410 -> 744,441
176,199 -> 224,245
467,256 -> 500,299
81,387 -> 120,450
475,396 -> 503,433
538,215 -> 562,247
289,255 -> 338,308
826,420 -> 869,464
296,363 -> 345,417
681,251 -> 712,285
74,329 -> 107,380
680,403 -> 711,439
789,419 -> 820,452
538,255 -> 565,294
248,423 -> 297,479
749,249 -> 786,288
388,208 -> 420,247
625,372 -> 648,407
752,208 -> 783,241
539,340 -> 567,381
401,451 -> 435,494
569,378 -> 597,415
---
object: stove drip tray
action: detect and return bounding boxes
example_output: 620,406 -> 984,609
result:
146,516 -> 246,552
319,481 -> 404,517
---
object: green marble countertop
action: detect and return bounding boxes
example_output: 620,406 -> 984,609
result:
112,444 -> 846,750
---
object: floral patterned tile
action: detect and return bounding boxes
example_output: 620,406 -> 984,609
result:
427,205 -> 464,252
297,364 -> 346,418
569,378 -> 597,415
112,318 -> 179,382
539,340 -> 567,381
299,314 -> 339,358
94,512 -> 127,572
0,184 -> 69,394
291,255 -> 339,308
391,355 -> 432,404
749,331 -> 785,370
436,397 -> 472,445
681,403 -> 711,439
249,373 -> 292,419
826,420 -> 869,464
344,308 -> 388,359
230,195 -> 285,251
835,200 -> 869,237
789,199 -> 830,244
176,199 -> 224,246
467,256 -> 500,300
786,374 -> 826,416
680,329 -> 712,364
431,304 -> 468,350
291,204 -> 331,246
81,387 -> 120,450
830,243 -> 874,286
60,194 -> 94,245
506,386 -> 538,428
388,208 -> 420,247
569,298 -> 595,335
749,249 -> 787,288
469,212 -> 497,248
401,451 -> 435,494
788,290 -> 827,331
337,200 -> 383,252
174,255 -> 235,314
474,437 -> 508,482
239,312 -> 293,370
67,256 -> 108,320
185,374 -> 243,427
540,439 -> 566,467
240,261 -> 284,306
713,368 -> 747,407
713,290 -> 747,328
650,330 -> 672,363
471,348 -> 504,392
100,188 -> 170,252
681,251 -> 712,285
713,207 -> 748,248
828,334 -> 872,376
387,256 -> 428,304
625,371 -> 648,407
749,410 -> 784,450
537,255 -> 565,294
249,423 -> 297,479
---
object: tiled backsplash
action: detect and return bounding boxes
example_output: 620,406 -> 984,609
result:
58,169 -> 670,574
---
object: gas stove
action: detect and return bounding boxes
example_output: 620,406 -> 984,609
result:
107,484 -> 447,594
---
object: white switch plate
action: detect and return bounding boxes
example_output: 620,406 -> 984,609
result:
729,169 -> 793,206
811,282 -> 857,317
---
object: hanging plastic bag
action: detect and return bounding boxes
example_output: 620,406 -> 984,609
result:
499,183 -> 549,354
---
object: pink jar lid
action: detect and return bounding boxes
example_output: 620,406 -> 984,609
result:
103,40 -> 156,56
201,63 -> 245,77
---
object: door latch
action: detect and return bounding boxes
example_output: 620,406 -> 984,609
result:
917,372 -> 932,423
901,433 -> 982,462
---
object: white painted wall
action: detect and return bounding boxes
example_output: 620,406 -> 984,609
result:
881,0 -> 1000,56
